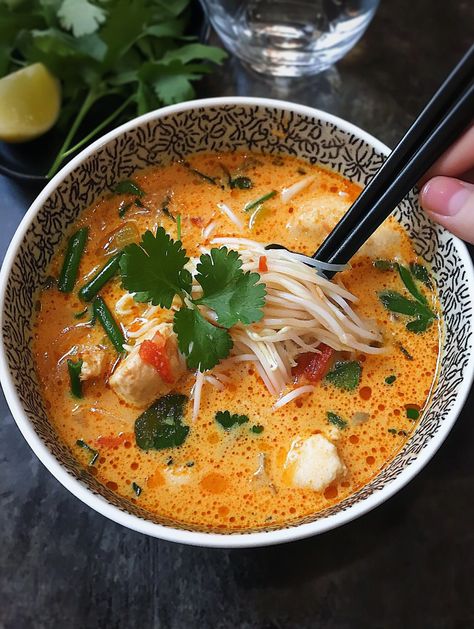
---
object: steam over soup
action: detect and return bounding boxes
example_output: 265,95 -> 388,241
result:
33,152 -> 440,531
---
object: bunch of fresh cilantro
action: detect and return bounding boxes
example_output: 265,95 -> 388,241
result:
0,0 -> 226,176
120,228 -> 267,371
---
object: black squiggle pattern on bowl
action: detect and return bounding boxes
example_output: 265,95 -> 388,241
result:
2,104 -> 473,534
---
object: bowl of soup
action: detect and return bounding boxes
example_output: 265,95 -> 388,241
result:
1,97 -> 473,548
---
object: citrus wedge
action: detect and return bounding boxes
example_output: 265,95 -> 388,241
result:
0,63 -> 61,143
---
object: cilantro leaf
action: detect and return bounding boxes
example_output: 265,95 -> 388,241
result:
120,228 -> 191,308
194,247 -> 266,328
173,307 -> 233,371
58,0 -> 107,38
325,361 -> 361,390
327,411 -> 348,430
135,393 -> 189,450
215,411 -> 249,430
113,179 -> 144,197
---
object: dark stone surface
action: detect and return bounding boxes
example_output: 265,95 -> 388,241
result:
1,2 -> 473,628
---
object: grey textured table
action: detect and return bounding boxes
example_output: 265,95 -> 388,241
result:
1,2 -> 474,628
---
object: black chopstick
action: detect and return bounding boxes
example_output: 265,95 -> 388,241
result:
313,44 -> 474,276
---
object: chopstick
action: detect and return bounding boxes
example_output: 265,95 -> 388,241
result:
313,44 -> 474,277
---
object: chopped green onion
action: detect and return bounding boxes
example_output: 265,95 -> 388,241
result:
398,343 -> 414,361
67,358 -> 83,398
388,428 -> 397,434
113,179 -> 144,197
78,252 -> 123,302
385,375 -> 396,385
76,439 -> 99,466
74,307 -> 89,320
92,296 -> 125,353
406,407 -> 420,421
373,259 -> 395,271
118,200 -> 132,218
132,482 -> 142,496
176,214 -> 182,241
410,262 -> 433,289
327,411 -> 348,430
243,190 -> 276,212
58,227 -> 88,293
251,424 -> 264,434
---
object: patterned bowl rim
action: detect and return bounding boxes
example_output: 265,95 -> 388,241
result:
1,96 -> 473,548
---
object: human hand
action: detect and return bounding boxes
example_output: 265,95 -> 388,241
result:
419,124 -> 474,243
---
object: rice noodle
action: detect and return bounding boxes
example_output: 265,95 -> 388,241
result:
273,385 -> 316,409
281,175 -> 315,203
203,221 -> 217,239
217,202 -> 244,230
191,370 -> 205,421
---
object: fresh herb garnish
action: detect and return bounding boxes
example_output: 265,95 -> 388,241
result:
215,410 -> 249,430
161,196 -> 175,221
67,359 -> 83,398
385,375 -> 397,385
118,200 -> 133,218
251,424 -> 264,434
327,411 -> 348,430
74,307 -> 89,320
176,214 -> 182,241
406,408 -> 420,421
397,264 -> 429,306
184,163 -> 219,186
76,439 -> 99,466
135,393 -> 189,451
243,191 -> 277,213
132,482 -> 142,497
220,164 -> 253,189
120,228 -> 266,370
388,428 -> 408,436
410,262 -> 433,289
325,361 -> 361,391
388,428 -> 397,434
113,179 -> 144,198
398,342 -> 414,361
373,259 -> 396,271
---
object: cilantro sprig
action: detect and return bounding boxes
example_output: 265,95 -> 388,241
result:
120,228 -> 266,371
1,0 -> 226,178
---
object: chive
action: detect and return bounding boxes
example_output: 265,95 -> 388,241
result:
76,439 -> 99,466
74,307 -> 89,320
184,162 -> 218,186
58,227 -> 88,292
176,214 -> 182,241
67,359 -> 83,398
92,296 -> 125,353
243,190 -> 276,212
406,408 -> 420,421
118,200 -> 132,218
113,179 -> 144,197
327,411 -> 347,430
251,424 -> 264,434
78,252 -> 123,302
132,482 -> 142,496
388,428 -> 397,434
385,375 -> 396,385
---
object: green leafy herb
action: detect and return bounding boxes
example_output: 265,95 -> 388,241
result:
113,179 -> 144,197
251,424 -> 264,434
132,482 -> 142,496
176,214 -> 182,241
215,410 -> 249,430
388,428 -> 397,434
67,359 -> 83,398
194,247 -> 266,328
161,196 -> 175,221
373,259 -> 396,271
243,191 -> 277,213
135,393 -> 189,451
220,164 -> 252,189
1,1 -> 226,178
325,361 -> 361,391
120,228 -> 266,371
184,163 -> 219,186
406,407 -> 420,421
327,411 -> 348,430
118,200 -> 132,218
378,290 -> 435,333
397,264 -> 429,306
410,263 -> 433,289
385,375 -> 397,385
76,439 -> 99,465
173,307 -> 233,371
74,307 -> 89,320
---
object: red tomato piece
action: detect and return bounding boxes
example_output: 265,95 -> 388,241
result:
139,338 -> 173,383
258,256 -> 268,272
292,343 -> 334,382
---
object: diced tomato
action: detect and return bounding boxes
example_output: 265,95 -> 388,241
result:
292,343 -> 334,383
139,337 -> 173,383
258,255 -> 268,272
190,216 -> 204,227
96,432 -> 133,448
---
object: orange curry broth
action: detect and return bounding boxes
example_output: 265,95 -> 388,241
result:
33,152 -> 440,531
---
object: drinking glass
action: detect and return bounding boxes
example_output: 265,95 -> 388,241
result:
200,0 -> 380,77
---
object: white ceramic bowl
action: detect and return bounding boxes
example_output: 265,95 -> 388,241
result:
1,97 -> 473,548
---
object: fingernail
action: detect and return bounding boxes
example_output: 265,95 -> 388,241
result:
421,177 -> 471,217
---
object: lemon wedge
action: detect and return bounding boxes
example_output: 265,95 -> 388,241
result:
0,63 -> 61,143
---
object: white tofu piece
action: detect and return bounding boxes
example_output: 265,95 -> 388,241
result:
163,465 -> 193,486
283,434 -> 346,492
79,346 -> 107,380
109,323 -> 186,407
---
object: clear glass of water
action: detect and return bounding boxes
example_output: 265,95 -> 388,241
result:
200,0 -> 380,77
